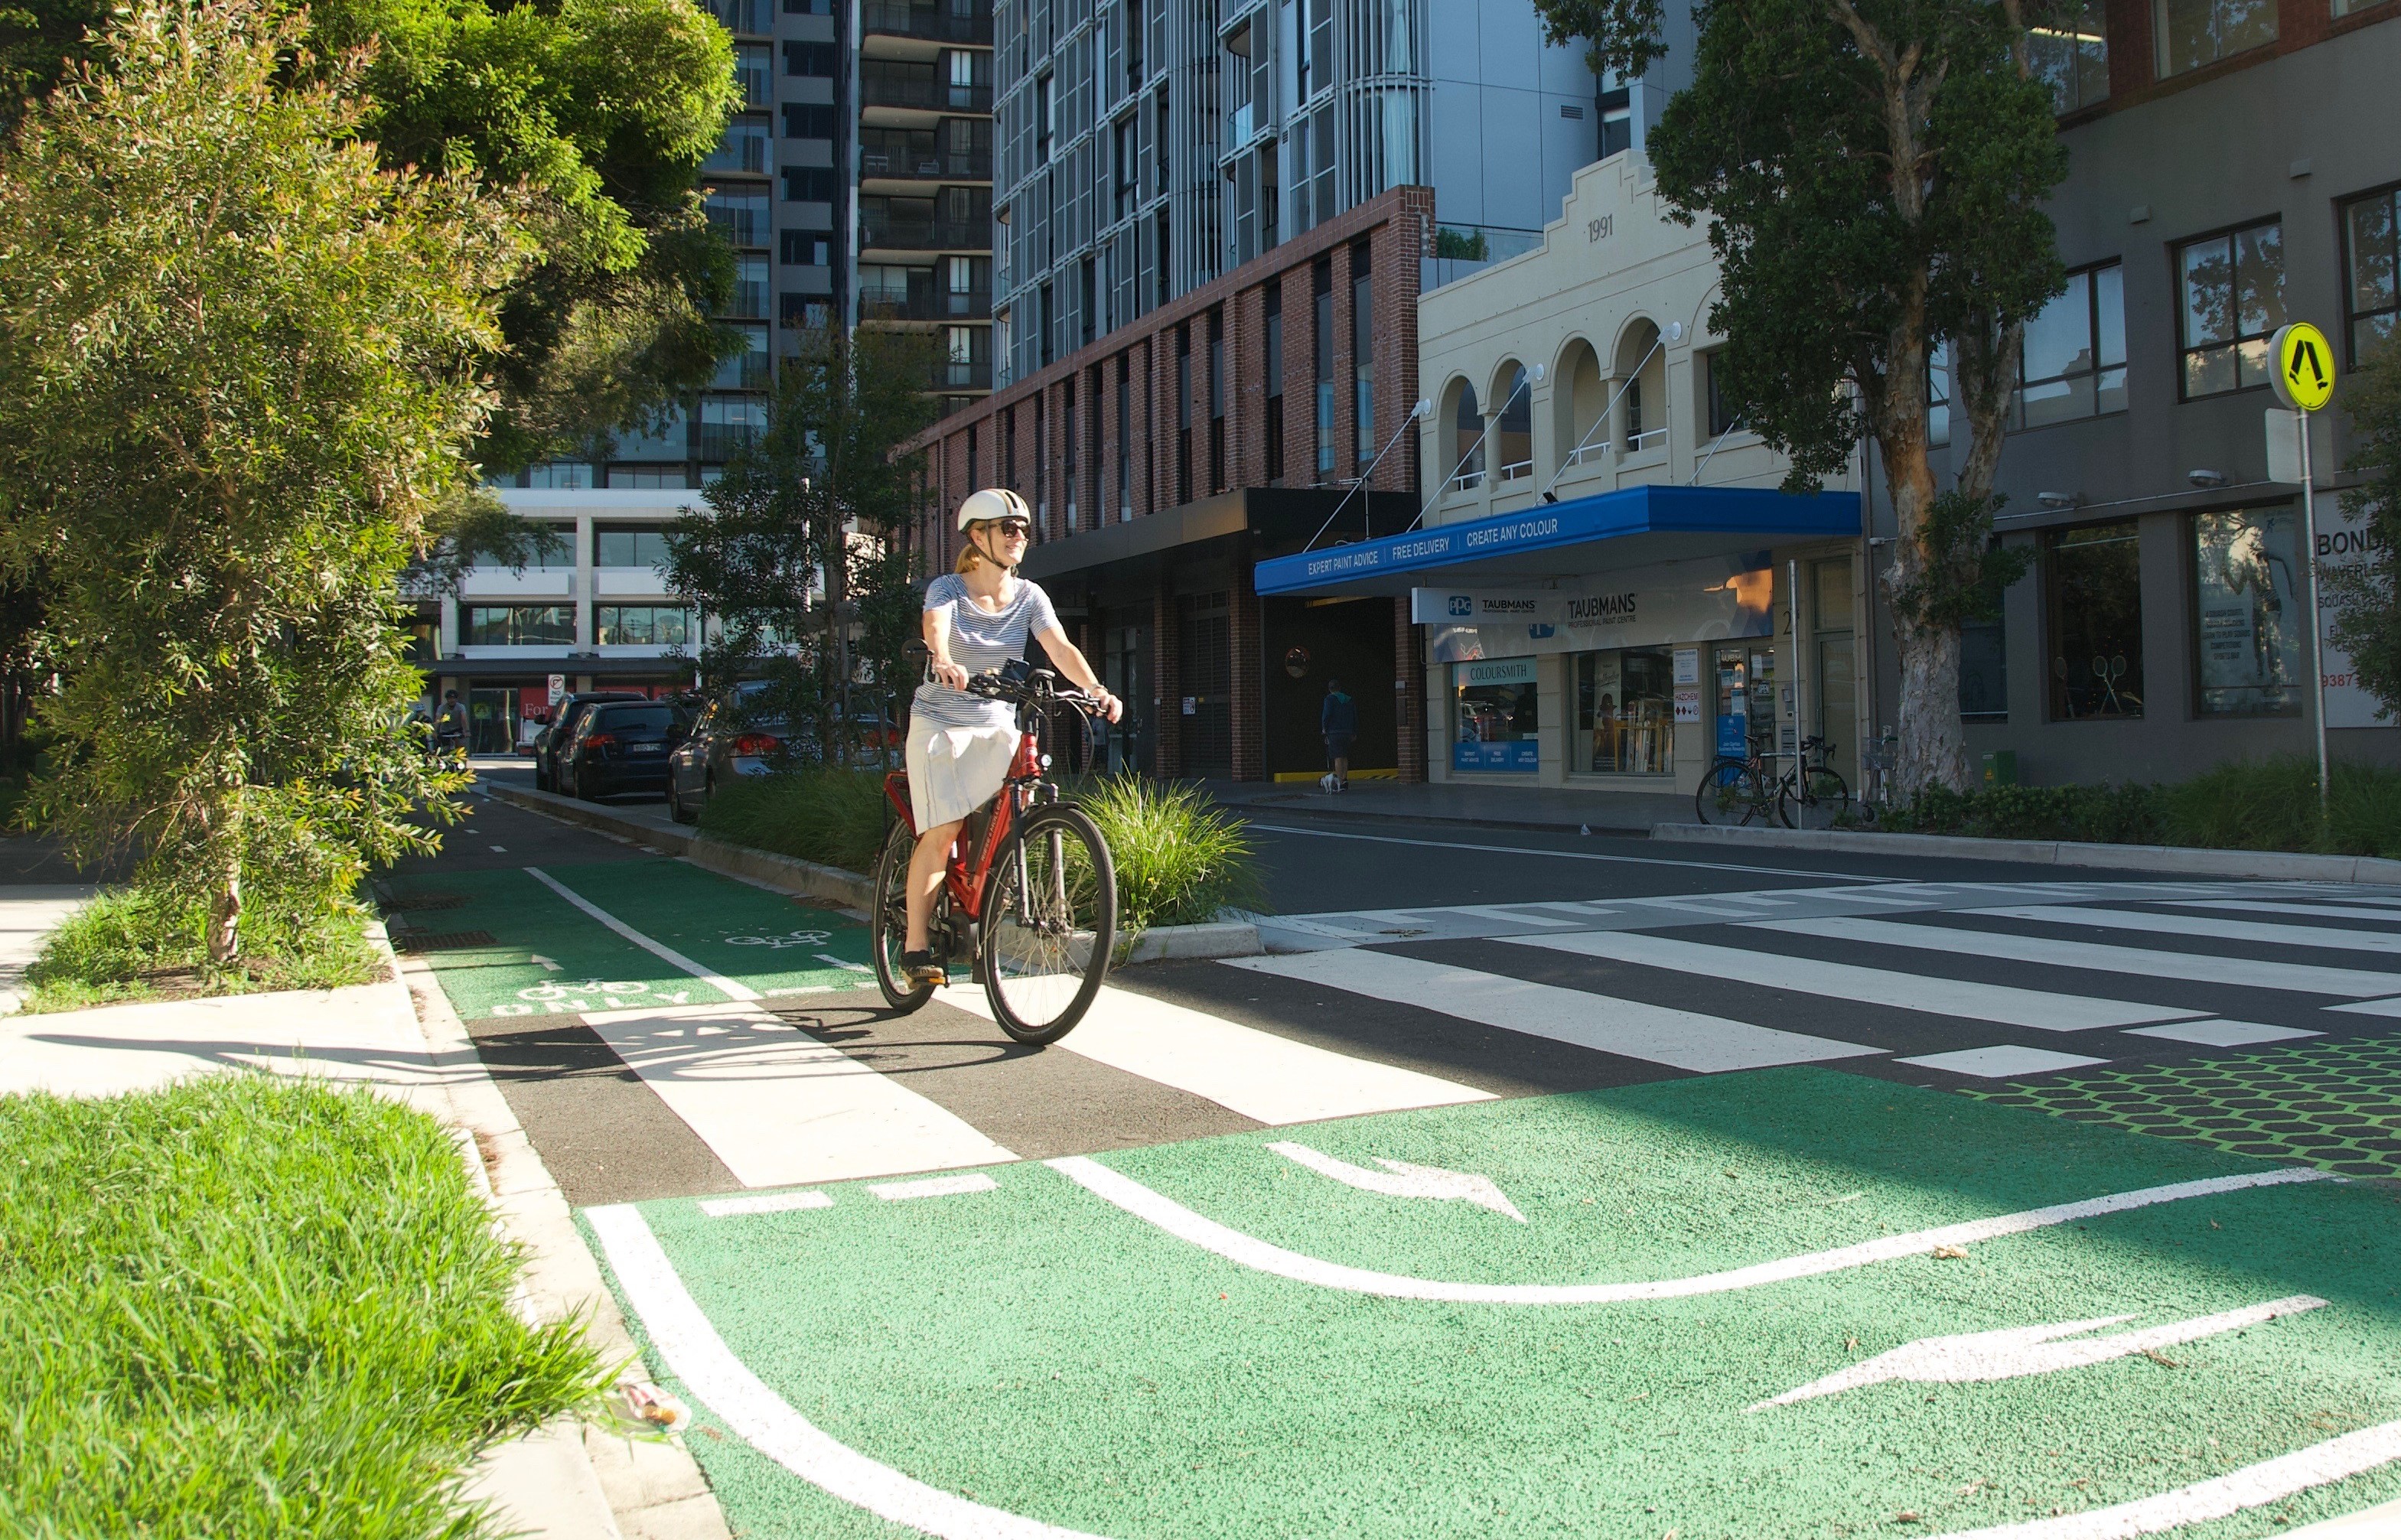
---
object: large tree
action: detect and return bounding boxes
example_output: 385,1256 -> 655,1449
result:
1534,0 -> 2064,794
663,327 -> 937,757
0,0 -> 535,962
0,0 -> 741,474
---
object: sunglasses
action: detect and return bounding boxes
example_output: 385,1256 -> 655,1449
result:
981,519 -> 1032,539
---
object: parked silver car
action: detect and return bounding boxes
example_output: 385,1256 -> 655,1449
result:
665,681 -> 789,823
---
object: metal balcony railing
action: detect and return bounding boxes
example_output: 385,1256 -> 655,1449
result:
1445,467 -> 1485,493
858,285 -> 993,321
859,215 -> 989,250
1497,459 -> 1533,482
862,2 -> 993,44
861,70 -> 993,113
939,358 -> 992,389
1564,441 -> 1610,466
859,145 -> 994,181
1626,428 -> 1668,453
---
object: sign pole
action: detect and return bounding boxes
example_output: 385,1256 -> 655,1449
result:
2298,413 -> 2330,812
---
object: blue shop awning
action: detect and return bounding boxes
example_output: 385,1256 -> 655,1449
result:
1252,483 -> 1861,597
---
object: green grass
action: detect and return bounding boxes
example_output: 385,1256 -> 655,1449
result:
1884,754 -> 2401,858
19,887 -> 386,1013
1074,773 -> 1265,933
0,1076 -> 604,1539
695,766 -> 891,874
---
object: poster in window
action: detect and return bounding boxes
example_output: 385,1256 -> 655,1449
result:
2193,508 -> 2302,716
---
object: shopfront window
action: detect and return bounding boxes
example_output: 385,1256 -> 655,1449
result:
1813,557 -> 1857,778
2192,506 -> 2303,716
1451,657 -> 1539,773
1572,649 -> 1674,775
1712,644 -> 1775,760
2045,520 -> 2144,719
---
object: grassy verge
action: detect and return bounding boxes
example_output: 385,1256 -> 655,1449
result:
20,887 -> 386,1013
695,767 -> 1266,932
1881,754 -> 2401,858
0,1075 -> 603,1538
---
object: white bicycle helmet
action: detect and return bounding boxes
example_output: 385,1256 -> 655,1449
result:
956,487 -> 1031,530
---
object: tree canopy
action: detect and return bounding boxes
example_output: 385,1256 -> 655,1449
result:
1533,0 -> 2066,794
0,0 -> 741,471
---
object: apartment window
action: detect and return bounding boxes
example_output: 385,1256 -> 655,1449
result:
2178,220 -> 2284,397
2045,521 -> 2143,720
1262,285 -> 1287,482
2017,261 -> 2127,426
1115,354 -> 1132,518
700,396 -> 765,457
2341,184 -> 2398,366
784,40 -> 835,75
699,117 -> 764,177
1313,259 -> 1334,476
782,233 -> 832,267
1113,117 -> 1135,219
464,605 -> 575,646
2193,506 -> 2304,716
704,186 -> 768,247
595,606 -> 696,647
1450,382 -> 1483,485
730,254 -> 768,319
2031,0 -> 2108,112
596,524 -> 674,569
1351,247 -> 1373,465
951,256 -> 982,316
735,44 -> 772,107
482,520 -> 576,568
1064,379 -> 1079,529
782,103 -> 834,138
1036,73 -> 1054,161
784,167 -> 837,203
1174,326 -> 1193,503
1702,351 -> 1739,438
705,0 -> 770,30
1598,86 -> 1632,158
1960,606 -> 2008,721
607,467 -> 692,489
713,324 -> 770,390
526,464 -> 592,490
2155,0 -> 2275,77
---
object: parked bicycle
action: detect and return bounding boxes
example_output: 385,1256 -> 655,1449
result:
868,659 -> 1116,1044
1695,734 -> 1852,830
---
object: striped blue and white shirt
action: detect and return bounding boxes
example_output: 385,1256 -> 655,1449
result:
913,572 -> 1060,731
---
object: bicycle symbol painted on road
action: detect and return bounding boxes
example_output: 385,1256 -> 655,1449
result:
724,930 -> 832,950
490,977 -> 686,1015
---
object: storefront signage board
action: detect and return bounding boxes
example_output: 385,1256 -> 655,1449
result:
1415,555 -> 1774,664
2320,502 -> 2394,729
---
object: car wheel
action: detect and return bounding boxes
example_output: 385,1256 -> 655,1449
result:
668,779 -> 696,824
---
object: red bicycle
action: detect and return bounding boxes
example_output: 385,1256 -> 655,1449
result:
870,661 -> 1117,1044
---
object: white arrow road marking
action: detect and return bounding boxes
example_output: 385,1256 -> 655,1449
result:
588,1201 -> 2401,1540
529,954 -> 563,972
1267,1140 -> 1525,1221
1044,1159 -> 2334,1304
1751,1295 -> 2329,1409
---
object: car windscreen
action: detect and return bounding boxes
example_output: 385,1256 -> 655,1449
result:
591,705 -> 676,734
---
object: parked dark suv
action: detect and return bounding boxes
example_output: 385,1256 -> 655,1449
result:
562,700 -> 689,801
532,692 -> 643,793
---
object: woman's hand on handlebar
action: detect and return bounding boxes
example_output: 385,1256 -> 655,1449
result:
1090,687 -> 1123,724
930,658 -> 969,691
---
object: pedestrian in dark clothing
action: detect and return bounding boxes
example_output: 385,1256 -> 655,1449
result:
1320,678 -> 1357,793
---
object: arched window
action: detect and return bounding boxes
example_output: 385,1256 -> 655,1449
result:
1554,340 -> 1604,467
1617,321 -> 1666,452
1494,363 -> 1532,479
1450,380 -> 1484,487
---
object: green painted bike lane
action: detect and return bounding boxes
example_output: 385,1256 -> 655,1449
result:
588,1069 -> 2401,1540
383,858 -> 871,1021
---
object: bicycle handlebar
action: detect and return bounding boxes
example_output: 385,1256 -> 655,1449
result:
961,664 -> 1110,718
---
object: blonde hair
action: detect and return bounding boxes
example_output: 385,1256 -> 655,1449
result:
954,536 -> 988,575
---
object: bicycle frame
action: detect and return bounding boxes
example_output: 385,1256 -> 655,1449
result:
880,713 -> 1048,925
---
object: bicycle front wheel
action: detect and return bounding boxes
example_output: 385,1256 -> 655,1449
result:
1696,758 -> 1769,826
869,822 -> 935,1014
981,804 -> 1114,1045
1778,765 -> 1852,830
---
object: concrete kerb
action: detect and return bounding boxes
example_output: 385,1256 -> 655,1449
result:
484,779 -> 1265,962
1651,820 -> 2401,884
376,926 -> 735,1540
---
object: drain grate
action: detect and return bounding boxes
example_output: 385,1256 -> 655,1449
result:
392,929 -> 497,952
383,894 -> 467,913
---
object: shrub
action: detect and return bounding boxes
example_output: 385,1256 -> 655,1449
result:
1075,773 -> 1264,933
696,766 -> 891,874
1882,781 -> 2165,845
21,886 -> 386,1012
1,1076 -> 601,1537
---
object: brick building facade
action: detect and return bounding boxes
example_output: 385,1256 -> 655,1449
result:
899,186 -> 1435,784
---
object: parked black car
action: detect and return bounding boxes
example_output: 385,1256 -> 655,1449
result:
666,680 -> 789,823
533,692 -> 643,793
562,700 -> 690,801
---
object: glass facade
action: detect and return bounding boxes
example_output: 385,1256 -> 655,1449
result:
2017,262 -> 2126,426
2045,521 -> 2145,720
464,605 -> 575,646
596,606 -> 698,647
2178,221 -> 2284,397
1572,649 -> 1674,775
596,525 -> 675,569
2155,0 -> 2275,77
2343,185 -> 2398,367
1451,657 -> 1539,773
2192,507 -> 2304,717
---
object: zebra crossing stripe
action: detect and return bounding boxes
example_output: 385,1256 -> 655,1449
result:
1500,930 -> 2205,1032
1985,905 -> 2401,959
1752,916 -> 2401,998
2169,899 -> 2401,925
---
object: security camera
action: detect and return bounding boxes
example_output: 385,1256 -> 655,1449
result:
2187,468 -> 2227,489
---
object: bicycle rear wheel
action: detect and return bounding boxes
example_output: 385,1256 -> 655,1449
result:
1696,758 -> 1770,826
980,804 -> 1114,1045
1778,765 -> 1852,830
869,822 -> 935,1014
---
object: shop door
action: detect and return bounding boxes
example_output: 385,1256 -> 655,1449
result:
1812,558 -> 1857,780
1102,621 -> 1153,775
1177,591 -> 1232,777
1712,646 -> 1751,761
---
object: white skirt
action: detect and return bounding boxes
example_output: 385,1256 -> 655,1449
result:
905,718 -> 1021,830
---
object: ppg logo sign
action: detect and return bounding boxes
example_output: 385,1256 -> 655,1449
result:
1448,595 -> 1473,617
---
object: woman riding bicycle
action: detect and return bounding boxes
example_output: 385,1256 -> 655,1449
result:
900,488 -> 1122,989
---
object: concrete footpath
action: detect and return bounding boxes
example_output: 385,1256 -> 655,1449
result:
0,890 -> 735,1540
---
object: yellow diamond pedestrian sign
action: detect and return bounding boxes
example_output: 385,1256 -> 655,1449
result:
2271,321 -> 2335,412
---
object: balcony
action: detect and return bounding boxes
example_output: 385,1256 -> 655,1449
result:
862,1 -> 992,46
859,140 -> 992,184
859,283 -> 992,321
860,212 -> 989,252
937,357 -> 992,390
862,63 -> 992,114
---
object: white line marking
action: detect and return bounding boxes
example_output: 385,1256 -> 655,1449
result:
1435,903 -> 1581,928
1897,1045 -> 2110,1079
1985,904 -> 2401,959
586,1205 -> 1106,1540
1243,822 -> 1898,883
523,866 -> 761,1002
1502,930 -> 2204,1032
1944,1418 -> 2401,1538
1043,1158 -> 2331,1304
2326,995 -> 2401,1019
939,982 -> 1493,1124
2169,899 -> 2401,925
489,845 -> 507,852
1267,1141 -> 1525,1221
870,1172 -> 998,1201
1753,1296 -> 2327,1408
578,1001 -> 1018,1187
1751,915 -> 2401,998
2125,1020 -> 2321,1047
1227,951 -> 1881,1073
702,1189 -> 833,1217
